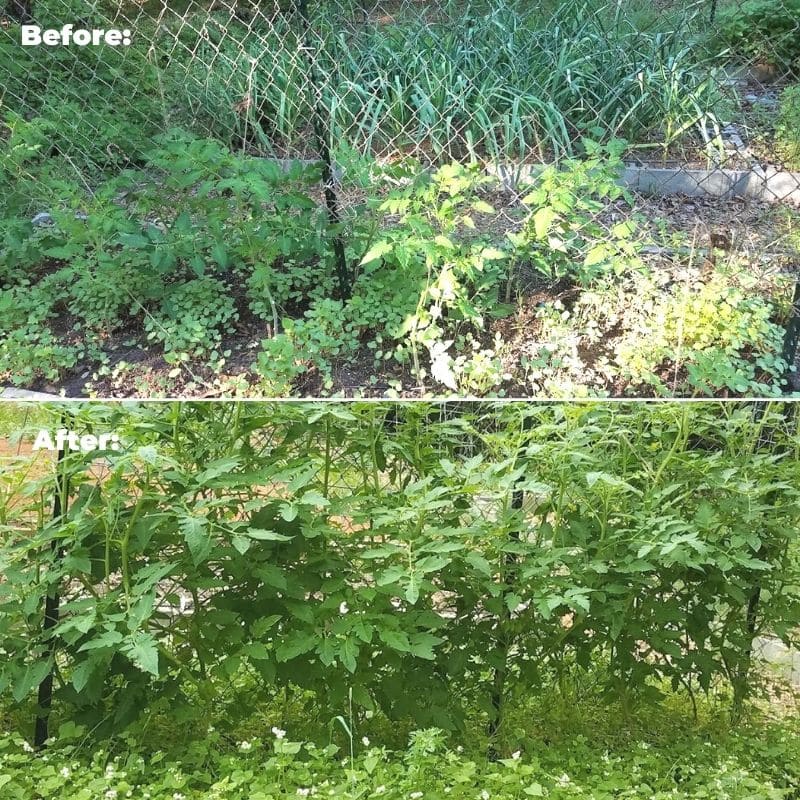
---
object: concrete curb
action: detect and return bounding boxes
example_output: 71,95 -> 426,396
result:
755,636 -> 800,686
279,156 -> 800,204
487,163 -> 800,204
0,387 -> 61,400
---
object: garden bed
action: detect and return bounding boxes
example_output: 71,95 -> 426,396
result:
2,161 -> 796,399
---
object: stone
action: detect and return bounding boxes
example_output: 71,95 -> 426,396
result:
31,212 -> 54,226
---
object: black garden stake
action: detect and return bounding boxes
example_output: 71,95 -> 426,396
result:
780,274 -> 800,394
488,413 -> 531,758
34,414 -> 71,749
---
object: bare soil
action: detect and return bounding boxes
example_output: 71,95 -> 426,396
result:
5,189 -> 799,399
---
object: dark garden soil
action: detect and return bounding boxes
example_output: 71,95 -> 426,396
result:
6,190 -> 799,399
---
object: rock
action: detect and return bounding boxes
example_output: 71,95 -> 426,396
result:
30,211 -> 88,227
31,212 -> 54,227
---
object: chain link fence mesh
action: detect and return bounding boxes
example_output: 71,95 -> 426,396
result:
2,0 -> 799,181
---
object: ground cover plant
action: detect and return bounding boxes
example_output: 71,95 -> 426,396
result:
0,401 -> 799,798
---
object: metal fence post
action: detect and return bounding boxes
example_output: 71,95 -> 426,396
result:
781,275 -> 800,394
296,0 -> 352,301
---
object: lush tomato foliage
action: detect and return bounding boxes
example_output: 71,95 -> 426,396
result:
1,402 -> 799,738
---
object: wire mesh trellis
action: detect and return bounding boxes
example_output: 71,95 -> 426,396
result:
2,0 -> 800,395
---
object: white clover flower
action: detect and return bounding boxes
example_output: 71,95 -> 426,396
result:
410,793 -> 423,799
512,751 -> 521,760
362,736 -> 370,746
105,791 -> 118,800
481,791 -> 490,800
339,602 -> 349,615
22,741 -> 34,753
207,725 -> 215,733
239,741 -> 252,752
456,745 -> 463,753
557,774 -> 571,787
297,788 -> 311,796
60,767 -> 71,778
173,794 -> 185,800
272,726 -> 287,739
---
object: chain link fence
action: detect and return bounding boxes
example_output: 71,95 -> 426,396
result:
3,0 -> 800,180
2,0 -> 800,395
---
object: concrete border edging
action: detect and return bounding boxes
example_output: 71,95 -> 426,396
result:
274,157 -> 800,204
487,163 -> 800,204
0,388 -> 61,400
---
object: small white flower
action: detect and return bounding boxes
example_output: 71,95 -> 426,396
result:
207,725 -> 215,733
410,793 -> 423,799
105,791 -> 118,800
481,791 -> 490,800
456,745 -> 463,753
272,726 -> 286,739
298,789 -> 311,796
375,787 -> 386,795
173,794 -> 185,800
22,741 -> 34,753
339,602 -> 349,615
557,774 -> 571,787
239,741 -> 252,751
60,767 -> 71,778
362,736 -> 370,746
